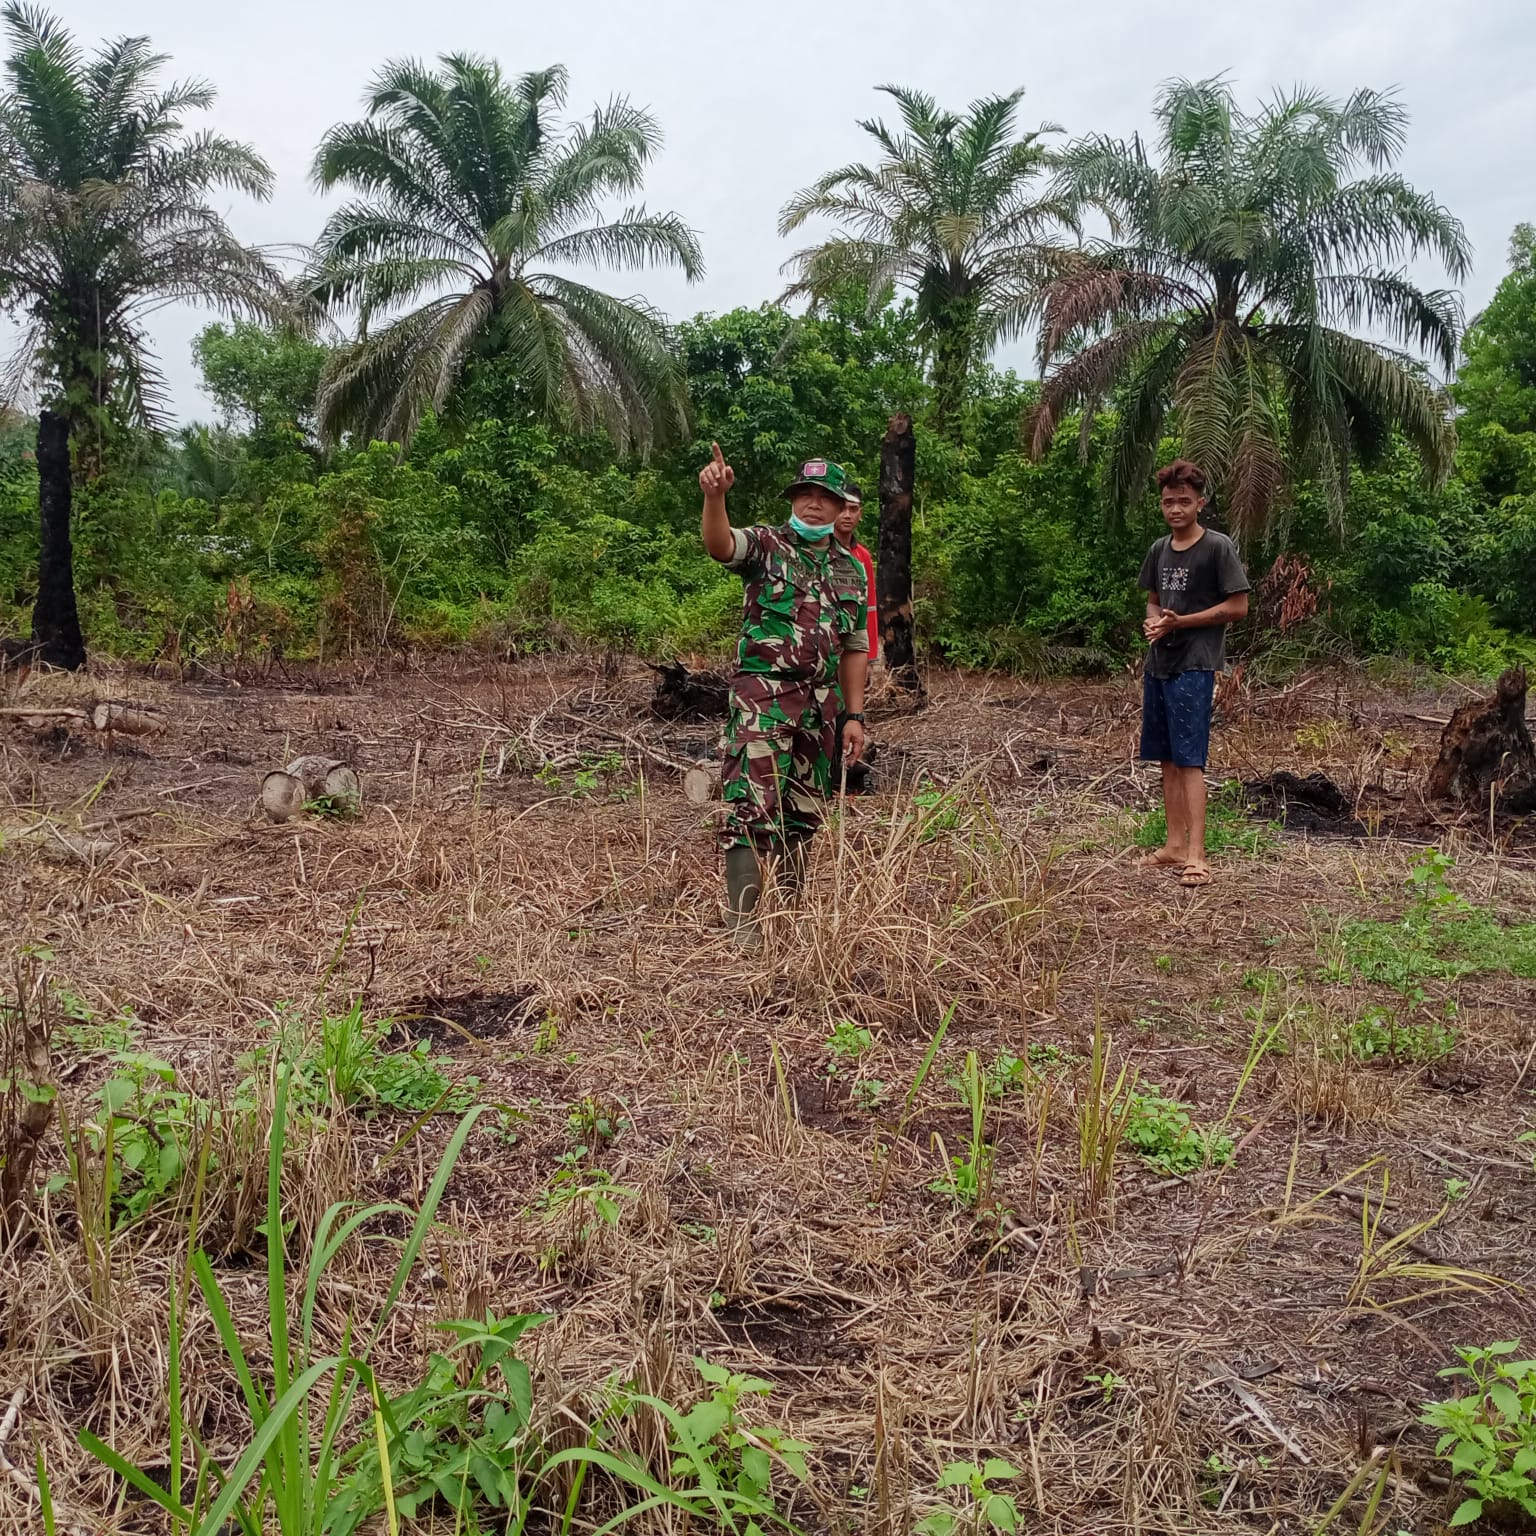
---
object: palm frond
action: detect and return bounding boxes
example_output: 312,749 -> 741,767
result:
316,286 -> 494,446
531,206 -> 702,280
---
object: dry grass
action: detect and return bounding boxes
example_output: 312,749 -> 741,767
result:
0,654 -> 1533,1533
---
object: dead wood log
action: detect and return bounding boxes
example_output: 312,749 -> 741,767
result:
682,765 -> 720,805
0,706 -> 89,722
91,701 -> 167,736
261,755 -> 362,822
3,822 -> 116,861
1427,667 -> 1536,814
647,660 -> 730,721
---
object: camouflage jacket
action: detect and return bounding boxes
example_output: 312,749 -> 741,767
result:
726,524 -> 870,683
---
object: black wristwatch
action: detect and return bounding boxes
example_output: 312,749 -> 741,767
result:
845,712 -> 865,723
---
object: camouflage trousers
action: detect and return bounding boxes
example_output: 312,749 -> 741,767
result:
720,675 -> 836,852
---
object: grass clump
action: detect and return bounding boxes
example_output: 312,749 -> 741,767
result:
1337,849 -> 1536,999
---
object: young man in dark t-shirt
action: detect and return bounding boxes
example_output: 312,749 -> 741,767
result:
1136,459 -> 1250,887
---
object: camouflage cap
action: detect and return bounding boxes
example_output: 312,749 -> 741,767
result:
780,458 -> 853,503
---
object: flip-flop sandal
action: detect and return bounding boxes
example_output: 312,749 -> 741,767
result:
1136,850 -> 1187,872
1180,867 -> 1213,888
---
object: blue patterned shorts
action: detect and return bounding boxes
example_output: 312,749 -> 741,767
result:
1140,670 -> 1215,768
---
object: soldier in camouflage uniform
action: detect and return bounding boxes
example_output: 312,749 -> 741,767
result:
700,443 -> 869,949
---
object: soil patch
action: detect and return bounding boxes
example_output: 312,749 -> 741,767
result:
392,986 -> 542,1046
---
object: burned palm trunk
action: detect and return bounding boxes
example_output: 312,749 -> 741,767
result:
31,409 -> 86,671
877,413 -> 920,693
1427,666 -> 1536,815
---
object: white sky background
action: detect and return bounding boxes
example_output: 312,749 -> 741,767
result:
56,0 -> 1536,423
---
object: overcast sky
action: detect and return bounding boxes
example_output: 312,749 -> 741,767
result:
58,0 -> 1536,422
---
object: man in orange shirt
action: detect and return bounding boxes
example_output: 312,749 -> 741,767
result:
836,483 -> 878,660
831,481 -> 877,790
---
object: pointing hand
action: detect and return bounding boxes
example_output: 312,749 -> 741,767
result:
699,441 -> 736,498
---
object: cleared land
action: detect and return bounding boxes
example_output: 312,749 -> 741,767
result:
1,656 -> 1533,1534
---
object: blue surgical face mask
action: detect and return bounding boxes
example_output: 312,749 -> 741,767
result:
789,512 -> 833,542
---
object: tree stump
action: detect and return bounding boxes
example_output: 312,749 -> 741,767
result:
682,765 -> 720,805
261,755 -> 362,822
1427,667 -> 1536,814
648,661 -> 730,721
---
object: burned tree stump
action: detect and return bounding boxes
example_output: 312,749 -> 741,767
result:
648,661 -> 730,721
1427,667 -> 1536,814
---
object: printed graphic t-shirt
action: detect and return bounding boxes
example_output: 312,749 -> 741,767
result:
1137,528 -> 1250,678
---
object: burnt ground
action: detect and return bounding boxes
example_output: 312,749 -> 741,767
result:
1,654 -> 1534,1534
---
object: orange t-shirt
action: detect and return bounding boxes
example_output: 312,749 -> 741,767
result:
847,540 -> 877,660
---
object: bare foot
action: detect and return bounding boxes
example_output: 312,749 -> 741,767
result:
1136,847 -> 1187,872
1180,862 -> 1213,887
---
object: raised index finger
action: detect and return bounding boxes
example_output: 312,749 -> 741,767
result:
711,441 -> 725,468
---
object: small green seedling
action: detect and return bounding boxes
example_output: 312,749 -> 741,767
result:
915,1459 -> 1023,1536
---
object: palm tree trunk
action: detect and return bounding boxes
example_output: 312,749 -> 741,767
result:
32,409 -> 87,671
877,413 -> 921,693
928,301 -> 976,446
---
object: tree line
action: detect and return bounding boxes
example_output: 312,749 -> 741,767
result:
0,2 -> 1531,680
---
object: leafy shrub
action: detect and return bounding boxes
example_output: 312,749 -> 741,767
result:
1123,1089 -> 1233,1176
1422,1342 -> 1536,1527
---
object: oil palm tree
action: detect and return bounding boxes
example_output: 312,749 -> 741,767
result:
1028,78 -> 1469,540
0,4 -> 284,666
779,85 -> 1077,444
308,56 -> 702,454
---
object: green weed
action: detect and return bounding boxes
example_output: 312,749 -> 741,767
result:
1123,1088 -> 1233,1177
666,1359 -> 810,1519
277,1000 -> 478,1117
1337,849 -> 1536,1001
915,1458 -> 1023,1536
79,1068 -> 486,1534
929,1050 -> 993,1209
1421,1342 -> 1536,1527
328,1311 -> 552,1530
1347,1006 -> 1457,1063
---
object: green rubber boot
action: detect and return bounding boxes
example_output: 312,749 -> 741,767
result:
724,844 -> 763,953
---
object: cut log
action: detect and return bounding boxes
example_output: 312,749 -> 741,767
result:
91,702 -> 167,736
261,770 -> 306,823
682,765 -> 720,805
647,661 -> 730,721
1427,667 -> 1536,814
261,755 -> 362,821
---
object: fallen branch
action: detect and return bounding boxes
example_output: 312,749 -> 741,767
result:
554,711 -> 702,778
